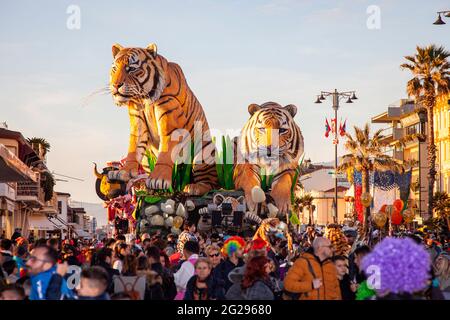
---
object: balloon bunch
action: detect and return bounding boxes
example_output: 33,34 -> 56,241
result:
374,199 -> 415,228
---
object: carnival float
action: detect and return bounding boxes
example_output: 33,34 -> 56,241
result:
94,43 -> 416,247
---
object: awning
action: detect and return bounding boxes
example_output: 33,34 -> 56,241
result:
0,144 -> 37,183
74,229 -> 91,238
28,215 -> 57,231
47,216 -> 65,230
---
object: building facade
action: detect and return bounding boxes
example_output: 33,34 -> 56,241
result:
298,167 -> 350,225
371,95 -> 450,221
0,125 -> 91,240
435,94 -> 450,194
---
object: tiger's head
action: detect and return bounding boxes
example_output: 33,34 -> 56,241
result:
109,43 -> 165,106
238,102 -> 304,171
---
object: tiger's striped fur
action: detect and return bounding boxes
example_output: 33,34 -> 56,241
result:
108,43 -> 217,195
233,102 -> 304,214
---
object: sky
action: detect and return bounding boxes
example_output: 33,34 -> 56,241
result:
1,0 -> 449,225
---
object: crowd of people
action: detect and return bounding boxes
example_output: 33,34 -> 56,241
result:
0,222 -> 449,300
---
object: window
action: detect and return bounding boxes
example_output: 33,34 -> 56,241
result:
405,123 -> 420,136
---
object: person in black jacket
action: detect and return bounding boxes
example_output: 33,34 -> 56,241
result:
146,245 -> 177,300
333,255 -> 356,300
93,248 -> 119,294
213,238 -> 245,292
349,245 -> 371,285
0,239 -> 13,264
184,258 -> 225,300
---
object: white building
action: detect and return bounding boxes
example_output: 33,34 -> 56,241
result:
299,167 -> 350,225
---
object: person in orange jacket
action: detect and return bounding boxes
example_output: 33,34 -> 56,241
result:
283,237 -> 341,300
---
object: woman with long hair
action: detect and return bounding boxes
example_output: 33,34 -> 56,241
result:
113,254 -> 146,300
226,256 -> 274,300
112,242 -> 129,274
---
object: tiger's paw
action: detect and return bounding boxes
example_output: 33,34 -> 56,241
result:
271,188 -> 291,214
146,164 -> 173,190
108,159 -> 139,182
108,169 -> 136,182
184,182 -> 212,196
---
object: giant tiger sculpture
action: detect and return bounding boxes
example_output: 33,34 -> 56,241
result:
107,43 -> 217,195
234,102 -> 304,214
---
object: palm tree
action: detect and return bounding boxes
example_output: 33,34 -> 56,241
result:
27,137 -> 51,157
401,45 -> 450,217
337,124 -> 404,235
433,192 -> 450,232
294,193 -> 315,225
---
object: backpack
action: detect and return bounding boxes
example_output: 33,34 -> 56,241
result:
117,276 -> 141,300
282,257 -> 318,300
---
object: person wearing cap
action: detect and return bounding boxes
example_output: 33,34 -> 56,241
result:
213,236 -> 246,292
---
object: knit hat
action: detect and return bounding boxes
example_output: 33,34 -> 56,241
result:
222,236 -> 246,257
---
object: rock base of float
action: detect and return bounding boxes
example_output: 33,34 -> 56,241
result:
135,189 -> 286,238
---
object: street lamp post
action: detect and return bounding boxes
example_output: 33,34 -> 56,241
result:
315,89 -> 357,224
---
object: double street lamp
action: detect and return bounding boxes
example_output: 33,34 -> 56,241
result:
433,10 -> 450,25
315,89 -> 357,224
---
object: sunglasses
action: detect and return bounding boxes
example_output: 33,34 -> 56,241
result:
209,253 -> 220,257
28,256 -> 51,263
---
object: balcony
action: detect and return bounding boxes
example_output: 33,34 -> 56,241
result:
0,183 -> 16,201
379,127 -> 393,143
16,174 -> 45,208
41,193 -> 58,215
393,128 -> 405,140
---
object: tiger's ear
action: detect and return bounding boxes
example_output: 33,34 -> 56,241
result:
248,103 -> 261,116
213,194 -> 226,206
146,43 -> 158,58
284,104 -> 297,117
112,43 -> 123,58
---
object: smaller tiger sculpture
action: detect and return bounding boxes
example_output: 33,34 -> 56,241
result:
233,102 -> 304,214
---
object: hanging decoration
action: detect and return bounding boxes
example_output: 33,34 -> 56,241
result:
360,192 -> 372,207
402,208 -> 415,224
372,211 -> 387,228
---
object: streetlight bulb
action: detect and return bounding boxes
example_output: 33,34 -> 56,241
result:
346,97 -> 353,103
351,92 -> 358,100
319,94 -> 326,100
315,96 -> 322,104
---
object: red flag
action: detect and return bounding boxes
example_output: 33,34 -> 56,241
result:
325,118 -> 331,138
339,119 -> 347,137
